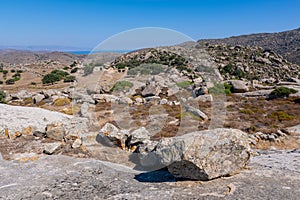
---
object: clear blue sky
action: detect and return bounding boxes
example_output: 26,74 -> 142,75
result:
0,0 -> 299,49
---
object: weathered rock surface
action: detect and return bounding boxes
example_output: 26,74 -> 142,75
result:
0,150 -> 299,199
140,128 -> 250,180
0,104 -> 72,134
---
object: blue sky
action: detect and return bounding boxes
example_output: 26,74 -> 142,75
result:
0,0 -> 300,49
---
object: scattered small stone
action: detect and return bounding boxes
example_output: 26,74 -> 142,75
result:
43,142 -> 62,155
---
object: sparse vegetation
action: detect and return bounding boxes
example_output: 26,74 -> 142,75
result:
127,63 -> 165,75
269,111 -> 294,122
176,81 -> 192,88
111,80 -> 133,92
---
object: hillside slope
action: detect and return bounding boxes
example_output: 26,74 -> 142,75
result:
198,28 -> 300,65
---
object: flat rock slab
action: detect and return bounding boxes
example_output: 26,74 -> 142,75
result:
0,104 -> 72,133
0,150 -> 299,199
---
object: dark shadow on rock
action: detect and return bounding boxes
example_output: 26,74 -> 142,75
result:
134,168 -> 176,183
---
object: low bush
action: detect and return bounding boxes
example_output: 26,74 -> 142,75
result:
5,79 -> 15,85
0,81 -> 3,84
269,87 -> 297,99
70,67 -> 78,73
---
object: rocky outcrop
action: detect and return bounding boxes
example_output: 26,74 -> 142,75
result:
140,128 -> 251,180
199,43 -> 300,81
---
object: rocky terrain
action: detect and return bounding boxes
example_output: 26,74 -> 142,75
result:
198,27 -> 300,65
1,30 -> 300,199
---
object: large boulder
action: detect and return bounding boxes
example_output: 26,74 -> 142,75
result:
140,128 -> 251,180
229,80 -> 249,93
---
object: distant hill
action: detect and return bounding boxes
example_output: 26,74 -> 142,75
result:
198,28 -> 300,65
0,50 -> 85,65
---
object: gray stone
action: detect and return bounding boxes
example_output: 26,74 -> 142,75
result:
159,98 -> 168,105
129,127 -> 150,146
229,80 -> 249,93
80,102 -> 89,118
46,122 -> 66,141
43,142 -> 62,155
184,105 -> 208,121
33,94 -> 45,104
142,81 -> 161,97
140,128 -> 251,180
72,138 -> 82,148
135,97 -> 144,104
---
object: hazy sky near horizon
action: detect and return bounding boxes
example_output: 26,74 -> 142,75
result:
1,0 -> 300,49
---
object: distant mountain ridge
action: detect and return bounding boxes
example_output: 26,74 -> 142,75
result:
198,27 -> 300,65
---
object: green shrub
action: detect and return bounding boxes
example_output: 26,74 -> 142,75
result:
0,81 -> 3,84
17,70 -> 23,73
270,87 -> 297,99
31,82 -> 37,85
64,75 -> 76,82
0,91 -> 6,103
2,70 -> 8,75
42,69 -> 69,84
111,80 -> 133,92
63,66 -> 69,70
209,83 -> 232,95
176,81 -> 192,88
42,73 -> 61,84
10,69 -> 15,73
5,79 -> 15,85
